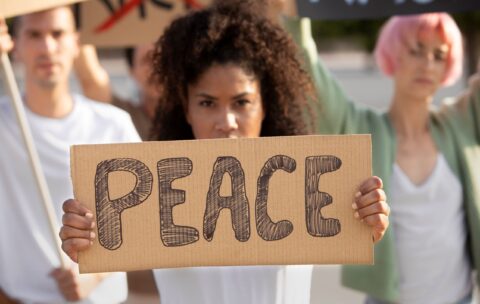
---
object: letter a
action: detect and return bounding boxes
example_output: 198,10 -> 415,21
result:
204,157 -> 250,242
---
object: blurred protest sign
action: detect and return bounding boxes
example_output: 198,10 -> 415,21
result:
71,135 -> 373,273
76,0 -> 211,47
296,0 -> 480,20
0,0 -> 87,18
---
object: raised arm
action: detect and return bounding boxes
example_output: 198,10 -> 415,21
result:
467,63 -> 480,139
441,62 -> 480,142
283,17 -> 369,135
262,1 -> 374,134
74,45 -> 112,103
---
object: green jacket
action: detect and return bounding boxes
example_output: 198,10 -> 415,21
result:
285,18 -> 480,302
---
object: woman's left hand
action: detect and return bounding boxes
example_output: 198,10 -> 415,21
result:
353,176 -> 390,243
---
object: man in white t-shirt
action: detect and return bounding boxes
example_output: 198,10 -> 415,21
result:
0,7 -> 139,303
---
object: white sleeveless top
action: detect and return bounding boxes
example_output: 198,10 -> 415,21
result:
390,154 -> 472,304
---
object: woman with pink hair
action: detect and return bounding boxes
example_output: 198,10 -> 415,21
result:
285,12 -> 479,304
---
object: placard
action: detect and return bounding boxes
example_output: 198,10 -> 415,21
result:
71,135 -> 373,273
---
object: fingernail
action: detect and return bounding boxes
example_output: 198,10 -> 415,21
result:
90,232 -> 96,240
354,212 -> 359,219
90,241 -> 94,246
85,212 -> 93,218
90,221 -> 95,229
352,203 -> 358,210
355,192 -> 361,198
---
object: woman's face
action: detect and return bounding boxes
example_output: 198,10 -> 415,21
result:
186,64 -> 265,139
394,30 -> 449,99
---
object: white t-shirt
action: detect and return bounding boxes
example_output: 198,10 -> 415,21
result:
390,154 -> 473,304
0,94 -> 141,304
153,265 -> 313,304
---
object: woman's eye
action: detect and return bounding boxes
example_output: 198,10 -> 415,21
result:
235,99 -> 250,106
434,52 -> 447,62
199,100 -> 214,107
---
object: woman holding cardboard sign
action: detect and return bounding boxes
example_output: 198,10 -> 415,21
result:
283,9 -> 479,304
59,2 -> 390,303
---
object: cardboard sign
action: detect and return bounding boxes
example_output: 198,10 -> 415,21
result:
76,0 -> 212,47
71,135 -> 373,273
0,0 -> 88,18
296,0 -> 480,20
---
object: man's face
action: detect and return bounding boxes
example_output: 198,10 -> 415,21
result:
14,7 -> 79,89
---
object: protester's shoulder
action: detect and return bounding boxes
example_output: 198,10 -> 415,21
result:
75,94 -> 133,123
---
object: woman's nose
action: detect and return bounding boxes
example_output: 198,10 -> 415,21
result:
215,109 -> 238,132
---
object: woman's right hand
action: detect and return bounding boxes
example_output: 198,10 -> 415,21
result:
59,199 -> 96,263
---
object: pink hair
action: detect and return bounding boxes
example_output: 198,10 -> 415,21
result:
374,13 -> 463,86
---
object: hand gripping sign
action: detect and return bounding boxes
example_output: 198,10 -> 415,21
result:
70,135 -> 373,273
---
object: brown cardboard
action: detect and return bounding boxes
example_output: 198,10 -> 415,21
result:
78,0 -> 212,47
0,0 -> 87,18
71,134 -> 373,273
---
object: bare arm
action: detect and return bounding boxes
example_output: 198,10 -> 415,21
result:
74,45 -> 112,103
354,176 -> 389,243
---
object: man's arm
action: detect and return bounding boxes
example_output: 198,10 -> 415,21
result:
74,45 -> 112,103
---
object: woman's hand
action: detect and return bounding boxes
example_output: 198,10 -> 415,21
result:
59,199 -> 96,263
353,176 -> 390,243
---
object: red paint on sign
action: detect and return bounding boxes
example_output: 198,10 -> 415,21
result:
94,0 -> 206,34
94,0 -> 143,33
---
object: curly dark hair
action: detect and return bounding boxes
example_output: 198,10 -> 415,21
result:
150,1 -> 314,140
